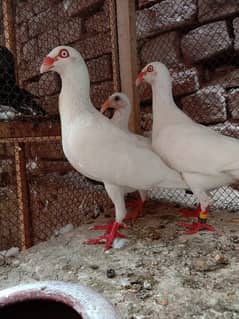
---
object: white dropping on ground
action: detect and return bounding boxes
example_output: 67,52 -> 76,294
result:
136,61 -> 239,233
0,247 -> 20,259
40,46 -> 188,250
56,223 -> 74,236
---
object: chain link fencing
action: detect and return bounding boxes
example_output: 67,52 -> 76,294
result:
0,0 -> 117,250
136,0 -> 239,210
1,0 -> 239,251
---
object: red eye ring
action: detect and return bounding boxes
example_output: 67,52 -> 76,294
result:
147,65 -> 154,72
59,49 -> 69,58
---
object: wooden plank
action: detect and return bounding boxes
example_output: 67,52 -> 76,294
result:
15,143 -> 31,249
116,0 -> 140,133
109,0 -> 121,92
0,118 -> 61,139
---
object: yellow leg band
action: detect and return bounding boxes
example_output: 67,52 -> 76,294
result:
199,211 -> 208,220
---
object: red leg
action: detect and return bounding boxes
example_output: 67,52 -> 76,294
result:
93,221 -> 115,232
85,221 -> 126,250
178,205 -> 216,234
125,197 -> 144,223
179,204 -> 201,218
126,193 -> 142,209
178,221 -> 216,235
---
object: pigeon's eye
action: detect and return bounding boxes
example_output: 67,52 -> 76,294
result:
147,65 -> 154,72
59,49 -> 69,58
114,95 -> 120,101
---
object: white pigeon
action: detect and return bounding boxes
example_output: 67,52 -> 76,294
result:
101,92 -> 149,222
40,46 -> 188,250
136,62 -> 239,234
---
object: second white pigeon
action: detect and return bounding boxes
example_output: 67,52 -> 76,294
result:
136,62 -> 239,234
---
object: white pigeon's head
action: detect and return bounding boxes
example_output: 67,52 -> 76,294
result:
136,62 -> 172,87
100,92 -> 131,114
40,45 -> 85,75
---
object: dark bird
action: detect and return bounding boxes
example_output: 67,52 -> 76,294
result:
0,46 -> 46,116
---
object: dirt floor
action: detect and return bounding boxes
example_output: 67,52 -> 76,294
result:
0,200 -> 239,319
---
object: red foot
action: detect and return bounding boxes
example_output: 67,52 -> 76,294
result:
180,204 -> 201,218
126,197 -> 142,209
178,221 -> 216,235
85,221 -> 126,250
93,221 -> 115,232
125,198 -> 144,223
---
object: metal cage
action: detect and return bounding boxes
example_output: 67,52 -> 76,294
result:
1,0 -> 239,251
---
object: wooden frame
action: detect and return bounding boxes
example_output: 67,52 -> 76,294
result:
116,0 -> 140,133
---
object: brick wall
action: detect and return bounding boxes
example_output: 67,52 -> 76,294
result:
0,1 -> 115,250
15,0 -> 113,115
136,0 -> 239,135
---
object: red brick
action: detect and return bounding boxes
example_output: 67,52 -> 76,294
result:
38,28 -> 60,57
140,31 -> 181,67
198,0 -> 239,23
85,12 -> 110,34
136,0 -> 197,39
228,89 -> 239,120
74,32 -> 111,60
207,68 -> 239,89
90,81 -> 113,108
16,22 -> 29,44
66,0 -> 104,17
25,81 -> 39,97
86,55 -> 112,83
28,3 -> 65,38
28,10 -> 50,37
136,8 -> 156,39
233,18 -> 239,53
22,38 -> 39,61
181,85 -> 227,124
39,73 -> 61,97
32,0 -> 62,15
58,17 -> 82,45
16,1 -> 35,24
41,95 -> 59,115
138,0 -> 158,9
211,122 -> 239,139
102,0 -> 110,17
181,21 -> 232,63
19,56 -> 42,82
171,64 -> 200,96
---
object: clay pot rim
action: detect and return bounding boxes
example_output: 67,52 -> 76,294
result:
0,281 -> 121,319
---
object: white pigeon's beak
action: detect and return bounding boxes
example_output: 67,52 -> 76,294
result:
40,56 -> 56,74
100,99 -> 111,113
136,71 -> 146,87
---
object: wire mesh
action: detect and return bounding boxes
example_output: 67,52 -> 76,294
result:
135,0 -> 239,210
1,0 -> 239,252
26,140 -> 112,245
0,144 -> 21,250
0,0 -> 119,250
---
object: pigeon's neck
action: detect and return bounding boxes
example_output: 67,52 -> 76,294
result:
59,65 -> 96,128
151,78 -> 191,136
112,107 -> 130,132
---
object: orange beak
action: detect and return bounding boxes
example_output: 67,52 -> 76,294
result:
136,71 -> 146,87
100,99 -> 111,114
40,56 -> 56,74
